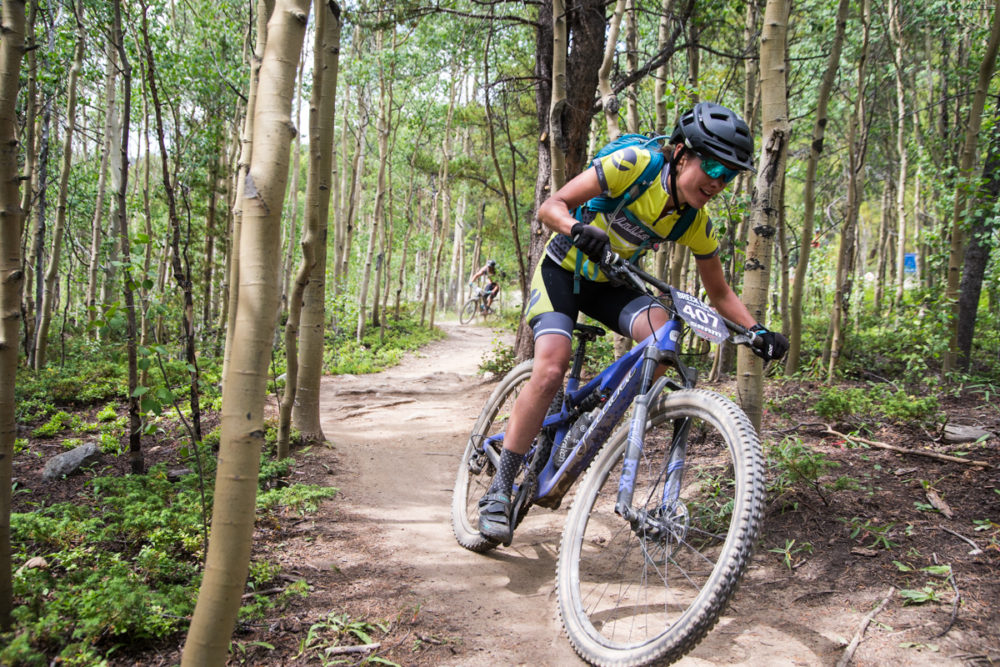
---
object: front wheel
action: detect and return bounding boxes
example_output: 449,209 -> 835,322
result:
459,298 -> 479,324
556,388 -> 765,666
452,360 -> 534,552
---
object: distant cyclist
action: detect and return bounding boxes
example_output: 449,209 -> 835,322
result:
469,259 -> 500,313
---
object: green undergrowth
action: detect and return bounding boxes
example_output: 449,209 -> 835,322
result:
323,305 -> 446,375
2,424 -> 337,666
812,384 -> 944,430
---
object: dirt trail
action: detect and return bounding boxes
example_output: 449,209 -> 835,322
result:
292,319 -> 985,667
314,320 -> 579,665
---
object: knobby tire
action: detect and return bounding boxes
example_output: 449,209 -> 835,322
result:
556,388 -> 765,666
460,298 -> 479,324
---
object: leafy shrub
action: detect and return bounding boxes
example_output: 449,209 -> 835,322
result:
323,309 -> 445,375
3,443 -> 336,662
31,411 -> 85,438
813,385 -> 942,428
479,336 -> 517,376
767,436 -> 841,503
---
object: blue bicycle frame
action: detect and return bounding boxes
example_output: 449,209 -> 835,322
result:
480,312 -> 698,514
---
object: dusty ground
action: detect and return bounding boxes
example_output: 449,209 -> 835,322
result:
12,318 -> 1000,666
236,319 -> 1000,666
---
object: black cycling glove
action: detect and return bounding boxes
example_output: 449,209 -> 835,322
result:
571,222 -> 612,264
749,323 -> 789,361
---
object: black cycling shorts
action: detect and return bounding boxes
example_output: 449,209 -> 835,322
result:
524,256 -> 665,341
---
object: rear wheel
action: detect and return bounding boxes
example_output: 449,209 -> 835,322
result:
459,298 -> 478,324
451,361 -> 534,552
556,388 -> 764,666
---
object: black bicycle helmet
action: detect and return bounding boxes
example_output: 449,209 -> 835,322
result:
486,259 -> 496,268
670,102 -> 755,172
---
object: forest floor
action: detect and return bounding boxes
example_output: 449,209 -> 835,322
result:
14,318 -> 1000,666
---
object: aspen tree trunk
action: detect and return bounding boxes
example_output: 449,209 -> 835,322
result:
624,0 -> 639,132
202,151 -> 220,330
393,146 -> 424,316
333,25 -> 361,293
549,0 -> 568,191
652,0 -> 676,286
427,77 -> 457,330
943,0 -> 1000,373
356,220 -> 376,340
889,0 -> 908,312
182,1 -> 309,663
35,10 -> 84,369
223,0 -> 273,386
111,0 -> 142,476
292,0 -> 340,444
281,53 -> 305,310
785,0 -> 848,374
340,109 -> 367,285
737,0 -> 789,430
0,0 -> 25,631
481,26 -> 527,299
17,1 -> 35,239
142,3 -> 203,442
369,15 -> 393,329
23,101 -> 48,366
85,45 -> 117,338
284,0 -> 339,453
597,0 -> 627,140
419,187 -> 440,326
873,182 -> 891,312
828,0 -> 870,381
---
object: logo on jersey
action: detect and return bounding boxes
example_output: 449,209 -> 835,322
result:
528,289 -> 541,310
610,147 -> 639,172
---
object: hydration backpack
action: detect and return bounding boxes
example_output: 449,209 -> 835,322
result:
570,134 -> 698,289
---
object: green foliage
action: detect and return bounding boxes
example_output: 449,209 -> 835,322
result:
478,334 -> 517,376
2,439 -> 336,663
844,517 -> 899,550
812,385 -> 942,429
295,613 -> 397,666
323,306 -> 445,375
768,539 -> 813,571
257,483 -> 339,515
766,436 -> 841,504
16,359 -> 124,423
31,411 -> 84,438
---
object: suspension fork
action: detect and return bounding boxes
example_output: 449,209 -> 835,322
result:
614,345 -> 664,519
614,334 -> 699,519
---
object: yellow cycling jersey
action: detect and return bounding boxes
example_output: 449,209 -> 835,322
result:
544,146 -> 720,281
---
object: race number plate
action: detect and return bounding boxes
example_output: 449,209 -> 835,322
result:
670,287 -> 728,343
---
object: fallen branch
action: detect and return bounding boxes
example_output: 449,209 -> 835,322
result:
324,643 -> 380,656
241,587 -> 285,600
823,427 -> 992,468
836,587 -> 894,667
933,525 -> 984,556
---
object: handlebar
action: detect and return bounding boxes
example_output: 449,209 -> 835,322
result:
600,253 -> 764,352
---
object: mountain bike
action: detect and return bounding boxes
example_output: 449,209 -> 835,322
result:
459,285 -> 498,324
451,256 -> 766,666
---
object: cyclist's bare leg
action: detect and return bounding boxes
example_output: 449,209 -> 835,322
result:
630,306 -> 668,341
631,306 -> 670,378
500,333 -> 572,455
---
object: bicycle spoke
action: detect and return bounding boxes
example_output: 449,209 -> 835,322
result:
559,389 -> 764,664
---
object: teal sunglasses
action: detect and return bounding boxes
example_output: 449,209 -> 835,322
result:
698,156 -> 741,183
